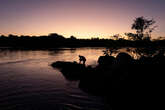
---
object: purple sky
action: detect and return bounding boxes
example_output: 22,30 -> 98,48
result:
0,0 -> 165,38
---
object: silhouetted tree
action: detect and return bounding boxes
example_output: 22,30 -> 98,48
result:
8,34 -> 18,38
0,35 -> 6,38
70,36 -> 77,40
125,33 -> 138,41
48,33 -> 65,40
112,34 -> 122,40
103,47 -> 119,56
126,16 -> 156,40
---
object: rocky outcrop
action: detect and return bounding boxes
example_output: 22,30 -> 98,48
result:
51,52 -> 165,110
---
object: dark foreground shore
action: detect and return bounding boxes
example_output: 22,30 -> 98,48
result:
52,51 -> 164,110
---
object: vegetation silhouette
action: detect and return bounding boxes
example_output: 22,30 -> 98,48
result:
125,16 -> 157,41
1,33 -> 165,49
0,16 -> 165,50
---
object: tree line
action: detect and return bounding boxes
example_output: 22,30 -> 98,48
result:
0,16 -> 165,49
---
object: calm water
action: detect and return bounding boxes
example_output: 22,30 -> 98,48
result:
0,47 -> 107,110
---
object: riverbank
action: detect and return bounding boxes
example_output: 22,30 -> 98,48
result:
52,51 -> 165,110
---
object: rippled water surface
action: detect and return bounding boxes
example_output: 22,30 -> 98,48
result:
0,47 -> 107,110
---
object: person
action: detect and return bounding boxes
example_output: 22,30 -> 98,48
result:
79,55 -> 86,65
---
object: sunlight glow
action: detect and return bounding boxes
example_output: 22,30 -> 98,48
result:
0,0 -> 164,38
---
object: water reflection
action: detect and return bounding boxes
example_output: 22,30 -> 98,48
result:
0,47 -> 106,110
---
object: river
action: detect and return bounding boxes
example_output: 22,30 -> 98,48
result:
0,47 -> 109,110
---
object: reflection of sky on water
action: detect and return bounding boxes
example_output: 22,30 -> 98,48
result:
0,47 -> 106,110
0,47 -> 105,66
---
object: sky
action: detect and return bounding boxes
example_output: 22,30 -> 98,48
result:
0,0 -> 165,39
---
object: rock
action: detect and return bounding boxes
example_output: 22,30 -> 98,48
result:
51,61 -> 87,81
115,52 -> 134,65
98,56 -> 115,66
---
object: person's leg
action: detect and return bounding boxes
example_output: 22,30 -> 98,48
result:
83,61 -> 85,65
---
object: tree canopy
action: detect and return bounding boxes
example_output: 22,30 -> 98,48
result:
126,16 -> 156,40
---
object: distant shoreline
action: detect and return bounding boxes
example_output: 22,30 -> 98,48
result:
1,34 -> 165,49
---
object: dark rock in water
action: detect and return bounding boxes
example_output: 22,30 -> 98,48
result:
51,61 -> 87,81
51,60 -> 110,95
115,52 -> 134,65
98,56 -> 115,66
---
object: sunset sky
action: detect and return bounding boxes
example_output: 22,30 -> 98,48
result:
0,0 -> 165,38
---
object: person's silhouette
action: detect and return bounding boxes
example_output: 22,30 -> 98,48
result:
79,55 -> 86,65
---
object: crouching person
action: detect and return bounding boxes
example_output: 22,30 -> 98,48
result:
79,55 -> 86,65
